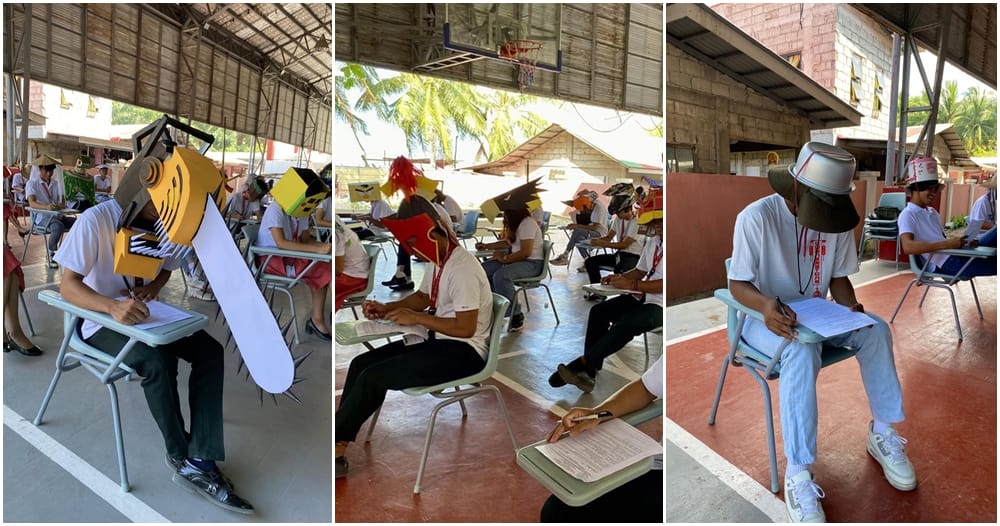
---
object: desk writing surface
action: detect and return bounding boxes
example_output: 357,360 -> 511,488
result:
335,320 -> 403,346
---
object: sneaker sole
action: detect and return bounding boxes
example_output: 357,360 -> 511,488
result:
557,366 -> 594,394
866,444 -> 917,491
171,473 -> 256,515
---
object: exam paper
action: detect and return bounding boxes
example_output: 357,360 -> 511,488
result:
536,418 -> 662,483
966,219 -> 984,239
787,297 -> 877,338
114,298 -> 193,330
585,283 -> 641,295
355,319 -> 428,345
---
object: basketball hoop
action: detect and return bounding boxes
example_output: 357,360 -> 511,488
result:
500,39 -> 543,90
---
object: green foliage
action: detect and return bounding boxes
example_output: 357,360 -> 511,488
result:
111,101 -> 254,153
902,80 -> 997,155
949,215 -> 967,228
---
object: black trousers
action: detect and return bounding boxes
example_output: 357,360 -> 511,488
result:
584,295 -> 662,370
584,251 -> 640,284
85,327 -> 226,461
336,339 -> 486,442
540,469 -> 662,522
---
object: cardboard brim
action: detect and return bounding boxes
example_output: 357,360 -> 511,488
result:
768,166 -> 859,233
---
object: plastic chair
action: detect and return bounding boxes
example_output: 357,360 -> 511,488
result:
21,208 -> 53,266
362,232 -> 395,262
709,259 -> 858,493
889,250 -> 990,341
362,293 -> 518,494
242,223 -> 332,345
515,399 -> 663,506
858,193 -> 906,269
34,290 -> 208,492
510,240 -> 560,326
457,210 -> 481,247
340,244 -> 381,319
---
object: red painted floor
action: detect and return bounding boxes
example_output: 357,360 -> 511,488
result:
667,274 -> 997,522
334,377 -> 662,522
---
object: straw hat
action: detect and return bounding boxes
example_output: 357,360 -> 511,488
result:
31,154 -> 60,167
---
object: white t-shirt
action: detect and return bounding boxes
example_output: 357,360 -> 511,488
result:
11,172 -> 26,196
335,216 -> 369,279
25,176 -> 64,225
897,202 -> 949,271
640,354 -> 663,399
636,236 -> 665,307
571,201 -> 609,236
225,191 -> 261,219
433,203 -> 457,238
511,216 -> 544,260
970,192 -> 996,224
418,247 -> 493,359
611,215 -> 643,256
54,200 -> 181,339
368,199 -> 393,234
318,196 -> 333,221
94,174 -> 112,192
729,193 -> 858,301
257,201 -> 310,248
440,194 -> 463,222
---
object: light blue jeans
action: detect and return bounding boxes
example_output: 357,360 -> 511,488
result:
741,313 -> 905,465
482,259 -> 543,317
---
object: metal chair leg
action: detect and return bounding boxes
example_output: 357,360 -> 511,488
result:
889,279 -> 918,323
107,382 -> 130,492
541,284 -> 559,325
18,290 -> 34,337
364,405 -> 382,443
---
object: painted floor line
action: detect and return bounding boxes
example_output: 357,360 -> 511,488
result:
492,371 -> 558,415
665,416 -> 786,523
4,405 -> 170,523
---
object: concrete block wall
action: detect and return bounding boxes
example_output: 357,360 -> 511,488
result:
667,45 -> 811,174
831,4 -> 893,140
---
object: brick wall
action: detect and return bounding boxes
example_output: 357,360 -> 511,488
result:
667,45 -> 811,174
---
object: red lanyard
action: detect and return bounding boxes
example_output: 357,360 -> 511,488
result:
429,244 -> 457,310
646,241 -> 662,279
41,181 -> 52,202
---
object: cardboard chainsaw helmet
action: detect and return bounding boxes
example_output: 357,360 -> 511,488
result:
480,178 -> 545,223
113,116 -> 226,279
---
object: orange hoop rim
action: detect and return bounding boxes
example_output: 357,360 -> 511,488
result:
499,39 -> 543,60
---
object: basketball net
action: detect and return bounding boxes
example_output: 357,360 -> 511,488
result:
500,39 -> 543,90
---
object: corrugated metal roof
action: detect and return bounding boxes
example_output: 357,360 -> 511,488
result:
852,4 -> 996,90
666,3 -> 862,129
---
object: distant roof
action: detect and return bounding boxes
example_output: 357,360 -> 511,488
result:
666,3 -> 862,129
836,123 -> 976,167
463,122 -> 663,174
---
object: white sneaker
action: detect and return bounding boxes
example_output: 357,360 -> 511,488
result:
867,422 -> 916,491
784,470 -> 825,523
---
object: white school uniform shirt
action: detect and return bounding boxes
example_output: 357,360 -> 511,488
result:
368,199 -> 393,235
611,215 -> 643,256
418,246 -> 493,359
570,201 -> 609,237
440,194 -> 463,222
970,192 -> 996,223
94,174 -> 112,192
510,216 -> 544,260
11,172 -> 26,196
897,201 -> 950,271
257,201 -> 310,248
335,216 -> 369,279
641,354 -> 663,399
636,235 -> 665,307
54,200 -> 181,339
225,190 -> 261,219
729,193 -> 858,302
25,176 -> 64,225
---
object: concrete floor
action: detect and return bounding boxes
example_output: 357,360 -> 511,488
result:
3,226 -> 332,522
334,234 -> 664,522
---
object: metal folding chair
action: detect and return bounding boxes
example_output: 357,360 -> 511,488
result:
511,240 -> 559,326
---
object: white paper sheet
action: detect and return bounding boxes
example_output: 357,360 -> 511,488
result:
114,298 -> 193,330
192,201 -> 293,393
584,283 -> 641,295
536,418 -> 662,483
355,319 -> 428,345
786,297 -> 877,338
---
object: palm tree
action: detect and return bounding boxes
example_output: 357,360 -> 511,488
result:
386,74 -> 486,164
474,89 -> 547,161
334,63 -> 404,166
954,87 -> 997,154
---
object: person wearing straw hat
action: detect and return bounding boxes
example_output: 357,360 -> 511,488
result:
550,187 -> 662,394
969,175 -> 997,231
25,154 -> 76,268
897,156 -> 996,278
729,142 -> 914,523
64,154 -> 97,212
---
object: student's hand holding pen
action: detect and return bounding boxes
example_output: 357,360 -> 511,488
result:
361,300 -> 388,320
765,296 -> 798,340
546,408 -> 613,443
110,292 -> 150,325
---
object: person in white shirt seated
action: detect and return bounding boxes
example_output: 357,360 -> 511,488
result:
897,157 -> 995,278
25,154 -> 76,268
969,176 -> 996,231
335,195 -> 493,479
432,188 -> 463,225
94,164 -> 113,194
583,186 -> 643,289
551,190 -> 608,266
475,207 -> 544,332
334,215 -> 369,311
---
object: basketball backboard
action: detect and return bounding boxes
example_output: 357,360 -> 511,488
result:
444,3 -> 562,72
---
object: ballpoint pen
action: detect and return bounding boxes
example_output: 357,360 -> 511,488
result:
775,296 -> 793,320
570,410 -> 613,422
